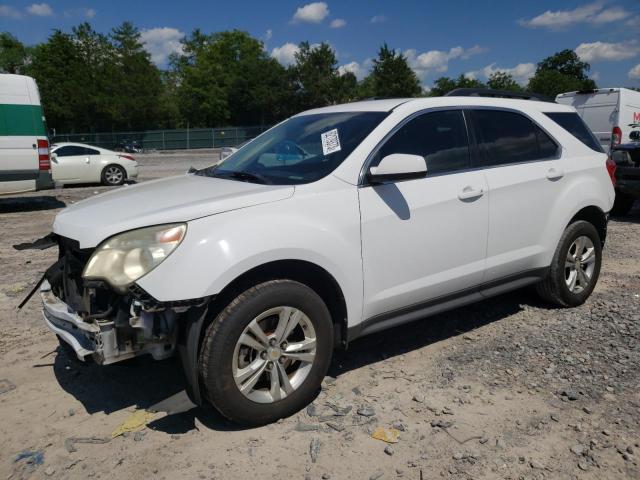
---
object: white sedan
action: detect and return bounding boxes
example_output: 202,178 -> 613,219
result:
50,142 -> 139,186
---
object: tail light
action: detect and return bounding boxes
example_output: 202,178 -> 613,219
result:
611,126 -> 622,146
119,154 -> 135,161
37,139 -> 50,170
606,155 -> 617,187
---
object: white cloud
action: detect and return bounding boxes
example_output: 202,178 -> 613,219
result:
370,15 -> 386,24
27,3 -> 52,16
520,1 -> 631,29
292,2 -> 329,23
338,60 -> 369,80
467,63 -> 536,85
271,42 -> 300,66
330,18 -> 346,28
265,29 -> 273,41
404,45 -> 487,80
575,41 -> 640,62
629,64 -> 640,80
0,5 -> 22,18
139,27 -> 185,66
63,7 -> 96,19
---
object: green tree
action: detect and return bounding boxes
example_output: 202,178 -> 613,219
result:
429,74 -> 486,96
26,30 -> 85,132
366,43 -> 421,98
292,41 -> 347,110
536,49 -> 591,80
0,32 -> 28,74
487,71 -> 522,91
527,49 -> 596,97
173,29 -> 292,127
109,22 -> 163,130
69,23 -> 117,131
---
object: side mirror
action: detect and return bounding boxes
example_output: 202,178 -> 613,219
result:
367,154 -> 427,183
50,152 -> 58,162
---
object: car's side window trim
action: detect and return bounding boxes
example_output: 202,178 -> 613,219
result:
358,105 -> 563,187
359,106 -> 472,187
467,107 -> 562,170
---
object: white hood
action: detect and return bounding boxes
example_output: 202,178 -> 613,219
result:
53,174 -> 294,247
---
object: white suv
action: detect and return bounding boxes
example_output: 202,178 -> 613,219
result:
35,93 -> 615,425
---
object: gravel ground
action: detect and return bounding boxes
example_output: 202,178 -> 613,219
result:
0,152 -> 639,480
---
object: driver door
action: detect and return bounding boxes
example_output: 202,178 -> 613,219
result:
52,145 -> 91,182
359,110 -> 489,322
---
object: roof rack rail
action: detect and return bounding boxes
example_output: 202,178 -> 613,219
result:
445,88 -> 555,103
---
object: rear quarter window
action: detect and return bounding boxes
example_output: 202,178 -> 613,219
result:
544,112 -> 604,153
470,109 -> 558,167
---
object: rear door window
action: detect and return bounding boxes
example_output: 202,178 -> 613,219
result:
543,112 -> 604,153
470,110 -> 557,166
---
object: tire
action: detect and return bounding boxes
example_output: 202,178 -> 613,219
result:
610,193 -> 635,217
101,165 -> 126,186
199,280 -> 334,426
536,220 -> 602,307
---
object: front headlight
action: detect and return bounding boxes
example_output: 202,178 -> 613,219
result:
83,223 -> 187,291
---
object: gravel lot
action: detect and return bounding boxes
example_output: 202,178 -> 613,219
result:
1,151 -> 639,480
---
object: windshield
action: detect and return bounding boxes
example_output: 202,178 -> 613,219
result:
198,111 -> 388,185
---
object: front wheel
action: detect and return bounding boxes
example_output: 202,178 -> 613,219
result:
198,280 -> 334,426
536,220 -> 602,307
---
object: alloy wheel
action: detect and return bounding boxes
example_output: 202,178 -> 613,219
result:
565,235 -> 596,293
104,166 -> 124,185
232,306 -> 317,404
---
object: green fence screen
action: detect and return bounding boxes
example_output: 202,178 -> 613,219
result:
51,126 -> 270,151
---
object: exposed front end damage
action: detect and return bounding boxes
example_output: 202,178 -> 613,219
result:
40,235 -> 205,366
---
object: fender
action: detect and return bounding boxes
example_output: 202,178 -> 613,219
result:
137,177 -> 364,328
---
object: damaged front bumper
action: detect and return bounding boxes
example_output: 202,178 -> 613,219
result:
36,234 -> 202,366
41,280 -> 179,364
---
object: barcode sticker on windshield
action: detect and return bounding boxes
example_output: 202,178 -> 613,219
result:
321,129 -> 341,155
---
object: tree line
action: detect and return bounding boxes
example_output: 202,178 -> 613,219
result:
0,23 -> 597,134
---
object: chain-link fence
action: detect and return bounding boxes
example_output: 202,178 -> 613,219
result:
51,126 -> 271,151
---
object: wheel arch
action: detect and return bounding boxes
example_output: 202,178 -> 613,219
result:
567,205 -> 608,245
178,259 -> 349,406
205,259 -> 348,348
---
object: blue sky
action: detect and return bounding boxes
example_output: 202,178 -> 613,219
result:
1,0 -> 639,89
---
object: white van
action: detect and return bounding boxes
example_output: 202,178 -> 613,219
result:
0,74 -> 54,195
556,88 -> 640,150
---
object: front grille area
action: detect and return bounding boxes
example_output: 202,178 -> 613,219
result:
45,236 -> 94,314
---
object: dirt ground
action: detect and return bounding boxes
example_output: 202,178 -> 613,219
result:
1,152 -> 639,480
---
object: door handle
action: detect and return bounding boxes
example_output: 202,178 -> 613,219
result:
546,167 -> 564,180
458,186 -> 484,201
84,157 -> 90,164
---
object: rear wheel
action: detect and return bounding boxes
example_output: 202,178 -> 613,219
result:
198,280 -> 333,426
101,165 -> 126,186
611,193 -> 635,217
537,220 -> 602,307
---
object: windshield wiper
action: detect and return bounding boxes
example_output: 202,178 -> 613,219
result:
211,170 -> 271,185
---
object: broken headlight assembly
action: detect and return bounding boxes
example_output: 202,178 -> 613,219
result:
82,223 -> 187,292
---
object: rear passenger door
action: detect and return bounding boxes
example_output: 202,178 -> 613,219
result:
468,109 -> 562,285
